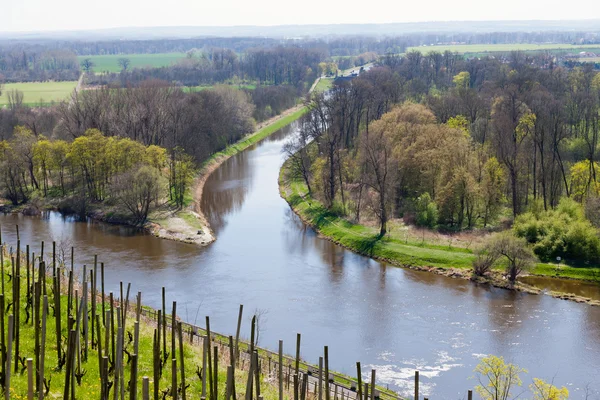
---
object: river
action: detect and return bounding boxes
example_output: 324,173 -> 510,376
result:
1,123 -> 599,398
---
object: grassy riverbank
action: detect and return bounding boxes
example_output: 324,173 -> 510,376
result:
279,158 -> 600,290
1,243 -> 398,399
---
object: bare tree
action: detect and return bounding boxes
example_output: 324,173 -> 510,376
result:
485,232 -> 537,283
251,308 -> 269,346
358,116 -> 396,237
111,165 -> 166,225
282,115 -> 315,194
7,89 -> 24,111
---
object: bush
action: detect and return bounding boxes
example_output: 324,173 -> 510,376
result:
513,197 -> 600,263
478,232 -> 537,282
472,247 -> 499,277
415,193 -> 438,228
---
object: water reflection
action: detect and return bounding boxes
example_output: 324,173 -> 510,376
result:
1,121 -> 600,397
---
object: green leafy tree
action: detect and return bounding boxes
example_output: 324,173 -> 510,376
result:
481,157 -> 505,227
415,193 -> 438,228
453,71 -> 471,89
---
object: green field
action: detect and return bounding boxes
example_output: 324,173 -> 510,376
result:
78,53 -> 187,73
407,43 -> 600,54
314,77 -> 333,93
0,81 -> 77,106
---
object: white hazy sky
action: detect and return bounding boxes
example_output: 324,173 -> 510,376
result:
2,0 -> 600,33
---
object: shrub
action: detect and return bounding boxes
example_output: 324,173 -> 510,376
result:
513,197 -> 600,263
415,193 -> 438,229
472,247 -> 499,277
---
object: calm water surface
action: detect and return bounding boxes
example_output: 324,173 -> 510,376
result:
1,124 -> 599,398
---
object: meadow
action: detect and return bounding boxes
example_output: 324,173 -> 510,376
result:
78,53 -> 187,73
407,43 -> 600,54
0,81 -> 78,106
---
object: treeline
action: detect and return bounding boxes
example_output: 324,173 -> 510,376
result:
0,81 -> 257,200
0,127 -> 192,223
58,81 -> 255,162
0,48 -> 79,82
86,46 -> 324,90
287,51 -> 600,263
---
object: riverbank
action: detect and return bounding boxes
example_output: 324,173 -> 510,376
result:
278,158 -> 600,306
2,245 -> 398,399
191,105 -> 308,240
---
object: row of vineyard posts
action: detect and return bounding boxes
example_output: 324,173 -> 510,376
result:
0,225 -> 474,399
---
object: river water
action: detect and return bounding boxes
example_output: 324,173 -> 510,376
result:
1,123 -> 599,398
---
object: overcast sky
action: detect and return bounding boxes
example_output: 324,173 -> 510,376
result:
3,0 -> 600,33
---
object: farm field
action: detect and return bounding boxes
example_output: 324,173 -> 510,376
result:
407,43 -> 600,54
0,81 -> 77,106
78,52 -> 187,73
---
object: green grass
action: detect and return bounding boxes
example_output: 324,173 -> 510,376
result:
2,259 -> 227,398
78,53 -> 187,73
279,162 -> 600,283
407,43 -> 600,54
201,107 -> 308,170
2,252 -> 396,399
314,78 -> 333,93
280,172 -> 476,270
0,81 -> 78,106
182,83 -> 257,93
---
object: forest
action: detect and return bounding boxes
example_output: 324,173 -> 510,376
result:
284,50 -> 600,268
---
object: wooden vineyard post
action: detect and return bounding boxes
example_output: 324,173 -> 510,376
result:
5,315 -> 13,400
0,295 -> 4,391
142,377 -> 150,400
254,351 -> 261,399
162,287 -> 167,360
178,322 -> 186,400
63,329 -> 76,400
39,296 -> 48,400
414,371 -> 419,400
109,292 -> 115,366
96,315 -> 104,400
27,358 -> 34,400
206,317 -> 214,400
101,262 -> 105,325
468,390 -> 473,400
213,346 -> 218,400
130,354 -> 138,400
171,358 -> 177,399
153,330 -> 159,400
135,292 -> 141,354
278,340 -> 283,400
235,304 -> 243,363
91,264 -> 96,350
228,335 -> 237,400
245,346 -> 255,400
294,333 -> 301,400
202,335 -> 207,398
300,373 -> 308,400
226,366 -> 234,400
370,370 -> 376,400
34,281 -> 41,392
324,346 -> 330,400
320,357 -> 325,400
171,301 -> 177,370
157,310 -> 162,369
